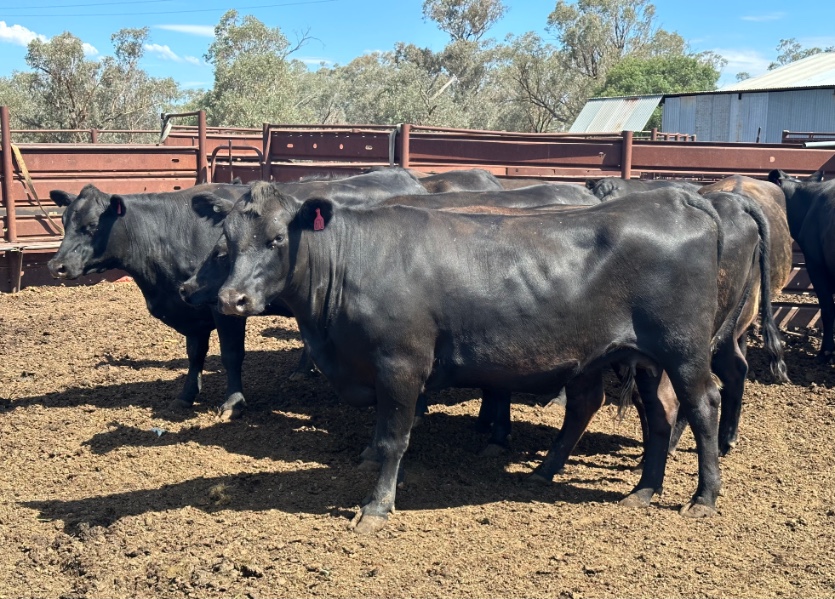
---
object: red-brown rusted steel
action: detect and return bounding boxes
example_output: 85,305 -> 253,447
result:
1,106 -> 16,243
630,140 -> 835,179
208,143 -> 263,183
650,127 -> 658,141
621,130 -> 633,179
400,124 -> 411,169
197,110 -> 207,183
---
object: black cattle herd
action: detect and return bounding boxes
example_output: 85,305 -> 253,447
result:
44,166 -> 834,534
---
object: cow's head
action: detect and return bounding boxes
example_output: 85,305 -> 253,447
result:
198,181 -> 334,316
47,185 -> 126,279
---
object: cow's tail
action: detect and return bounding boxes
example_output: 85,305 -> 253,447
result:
737,196 -> 791,383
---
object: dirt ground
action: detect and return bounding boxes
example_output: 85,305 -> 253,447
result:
1,281 -> 834,599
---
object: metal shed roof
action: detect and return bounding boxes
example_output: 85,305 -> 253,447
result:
719,52 -> 835,92
569,95 -> 663,133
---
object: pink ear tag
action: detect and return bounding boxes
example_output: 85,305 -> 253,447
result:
313,208 -> 325,231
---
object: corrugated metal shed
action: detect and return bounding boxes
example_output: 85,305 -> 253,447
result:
569,95 -> 663,133
719,52 -> 835,92
663,88 -> 835,143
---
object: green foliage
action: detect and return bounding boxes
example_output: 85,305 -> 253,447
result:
2,28 -> 180,141
597,55 -> 720,96
422,0 -> 506,42
768,38 -> 834,70
202,10 -> 310,127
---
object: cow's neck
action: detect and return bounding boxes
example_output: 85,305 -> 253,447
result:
105,197 -> 209,292
283,214 -> 355,333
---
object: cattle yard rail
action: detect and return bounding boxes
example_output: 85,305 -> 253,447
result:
2,105 -> 834,328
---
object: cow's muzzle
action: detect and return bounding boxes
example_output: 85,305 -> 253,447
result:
218,287 -> 256,316
47,258 -> 75,279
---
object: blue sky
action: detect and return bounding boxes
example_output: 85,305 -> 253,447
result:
1,0 -> 834,90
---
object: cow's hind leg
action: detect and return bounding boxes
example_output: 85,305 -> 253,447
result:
216,314 -> 247,420
806,263 -> 835,362
669,368 -> 722,517
530,372 -> 605,482
170,329 -> 211,410
715,337 -> 749,456
621,370 -> 676,507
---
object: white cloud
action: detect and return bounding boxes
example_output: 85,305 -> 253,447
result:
144,43 -> 203,66
0,21 -> 47,47
741,12 -> 786,22
156,24 -> 215,37
714,48 -> 771,75
1,20 -> 98,58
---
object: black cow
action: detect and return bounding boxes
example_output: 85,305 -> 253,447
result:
201,182 -> 734,533
624,188 -> 788,462
282,166 -> 427,205
179,167 -> 435,382
48,183 -> 252,419
588,177 -> 701,201
768,169 -> 835,361
380,184 -> 598,210
412,169 -> 504,193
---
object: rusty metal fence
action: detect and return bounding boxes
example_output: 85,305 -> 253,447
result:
3,104 -> 835,328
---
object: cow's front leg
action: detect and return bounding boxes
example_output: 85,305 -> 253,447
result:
352,368 -> 420,534
170,329 -> 211,410
215,314 -> 247,420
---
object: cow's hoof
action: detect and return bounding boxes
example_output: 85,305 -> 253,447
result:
679,501 -> 717,518
620,490 -> 654,508
168,398 -> 194,411
479,443 -> 507,458
527,472 -> 552,486
288,370 -> 315,382
350,513 -> 388,535
359,446 -> 376,461
412,415 -> 424,429
816,350 -> 833,365
357,458 -> 382,472
719,440 -> 737,457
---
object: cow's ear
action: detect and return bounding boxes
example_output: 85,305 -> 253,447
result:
808,170 -> 824,182
191,193 -> 234,222
585,179 -> 598,191
109,195 -> 127,217
297,198 -> 334,231
50,190 -> 77,207
768,169 -> 788,186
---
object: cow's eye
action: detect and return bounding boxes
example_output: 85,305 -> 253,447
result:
267,234 -> 284,249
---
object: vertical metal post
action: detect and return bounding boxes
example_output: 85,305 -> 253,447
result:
1,106 -> 16,243
620,130 -> 633,180
261,123 -> 272,181
399,124 -> 411,168
197,110 -> 207,183
90,128 -> 99,143
650,127 -> 658,141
